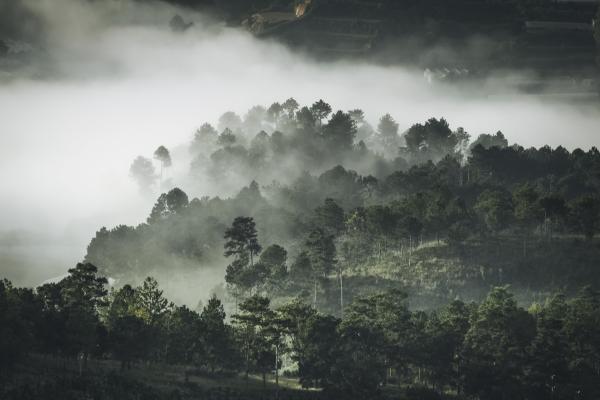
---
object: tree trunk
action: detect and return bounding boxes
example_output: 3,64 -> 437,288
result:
245,344 -> 250,382
275,345 -> 279,389
313,278 -> 318,310
408,235 -> 412,268
339,266 -> 344,318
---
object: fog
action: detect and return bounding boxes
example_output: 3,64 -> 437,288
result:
1,0 -> 599,291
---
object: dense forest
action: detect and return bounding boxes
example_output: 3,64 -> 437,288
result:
2,266 -> 600,399
3,98 -> 600,399
2,0 -> 600,397
91,99 -> 600,308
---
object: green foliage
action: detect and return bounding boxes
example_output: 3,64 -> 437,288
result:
3,270 -> 600,400
461,287 -> 536,399
404,118 -> 458,163
224,216 -> 261,261
147,188 -> 189,224
563,286 -> 600,397
595,7 -> 600,47
108,314 -> 148,367
62,263 -> 108,311
569,195 -> 600,239
135,277 -> 170,326
232,295 -> 276,383
323,110 -> 356,151
217,127 -> 236,147
376,113 -> 401,156
282,98 -> 299,119
475,188 -> 514,233
224,216 -> 264,294
191,122 -> 218,155
201,295 -> 239,373
63,99 -> 600,398
309,99 -> 332,128
95,101 -> 600,295
513,184 -> 544,229
470,131 -> 508,150
293,313 -> 339,390
258,244 -> 288,289
0,280 -> 36,373
314,198 -> 345,235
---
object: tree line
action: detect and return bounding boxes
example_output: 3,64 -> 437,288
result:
91,139 -> 600,301
90,97 -> 600,310
2,265 -> 599,399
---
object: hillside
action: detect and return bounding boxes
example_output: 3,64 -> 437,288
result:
80,99 -> 600,313
3,2 -> 600,399
226,0 -> 600,84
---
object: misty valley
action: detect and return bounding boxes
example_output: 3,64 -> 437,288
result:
1,1 -> 600,400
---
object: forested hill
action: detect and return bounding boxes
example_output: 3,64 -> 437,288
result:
169,0 -> 600,82
2,99 -> 600,400
84,98 -> 600,310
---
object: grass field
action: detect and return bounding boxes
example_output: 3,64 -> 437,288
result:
2,355 -> 433,400
1,354 -> 324,400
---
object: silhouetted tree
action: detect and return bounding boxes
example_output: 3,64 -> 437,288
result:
201,295 -> 238,373
513,184 -> 544,256
153,145 -> 172,181
377,113 -> 401,156
135,277 -> 169,326
147,188 -> 189,223
305,228 -> 336,309
323,111 -> 356,152
282,97 -> 299,119
232,295 -> 275,385
461,287 -> 535,400
224,217 -> 263,296
217,127 -> 237,147
470,131 -> 508,150
310,99 -> 332,130
267,102 -> 283,123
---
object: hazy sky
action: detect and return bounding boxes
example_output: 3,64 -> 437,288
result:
1,0 -> 599,287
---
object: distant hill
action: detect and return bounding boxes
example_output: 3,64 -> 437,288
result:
203,0 -> 600,83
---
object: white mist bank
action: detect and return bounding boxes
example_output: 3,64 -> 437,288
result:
0,0 -> 599,289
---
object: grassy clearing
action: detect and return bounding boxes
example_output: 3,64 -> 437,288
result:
3,354 -> 318,400
334,234 -> 600,308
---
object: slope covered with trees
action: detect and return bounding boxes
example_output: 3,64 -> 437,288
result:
3,98 -> 600,399
87,99 -> 600,309
2,268 -> 600,399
